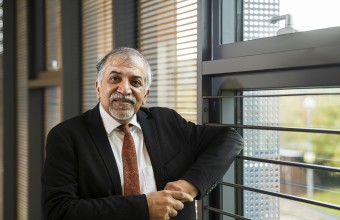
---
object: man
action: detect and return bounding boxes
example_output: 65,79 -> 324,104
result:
42,47 -> 243,220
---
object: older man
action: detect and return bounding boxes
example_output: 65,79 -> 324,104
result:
42,47 -> 243,220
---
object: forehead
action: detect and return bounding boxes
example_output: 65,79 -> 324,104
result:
105,53 -> 145,74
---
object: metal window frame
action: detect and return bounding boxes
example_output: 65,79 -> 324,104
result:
201,90 -> 340,219
211,0 -> 340,67
197,0 -> 340,220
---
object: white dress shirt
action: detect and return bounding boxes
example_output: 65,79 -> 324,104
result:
99,104 -> 157,195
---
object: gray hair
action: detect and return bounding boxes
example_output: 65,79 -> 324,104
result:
96,47 -> 152,91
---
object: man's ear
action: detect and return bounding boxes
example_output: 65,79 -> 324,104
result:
143,89 -> 150,105
95,80 -> 100,101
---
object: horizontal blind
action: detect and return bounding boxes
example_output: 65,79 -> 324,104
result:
45,0 -> 62,139
44,87 -> 62,141
82,0 -> 113,112
16,0 -> 28,219
138,0 -> 198,123
46,0 -> 62,71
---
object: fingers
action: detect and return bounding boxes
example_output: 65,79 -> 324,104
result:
168,209 -> 177,218
165,180 -> 199,198
147,190 -> 191,220
172,197 -> 184,211
170,190 -> 193,203
164,181 -> 181,191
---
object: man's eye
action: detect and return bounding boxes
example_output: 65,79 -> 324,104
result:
132,80 -> 142,87
109,76 -> 120,82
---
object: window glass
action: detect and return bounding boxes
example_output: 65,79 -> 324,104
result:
138,0 -> 198,122
16,0 -> 29,219
81,0 -> 113,112
46,0 -> 62,70
45,0 -> 62,140
241,88 -> 340,219
222,0 -> 340,44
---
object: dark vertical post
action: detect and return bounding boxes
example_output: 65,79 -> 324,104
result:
114,0 -> 137,48
235,90 -> 244,218
3,0 -> 17,219
28,89 -> 44,220
197,0 -> 213,219
27,0 -> 45,219
61,0 -> 81,119
197,0 -> 212,125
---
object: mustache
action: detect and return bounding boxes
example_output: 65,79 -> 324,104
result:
109,93 -> 137,104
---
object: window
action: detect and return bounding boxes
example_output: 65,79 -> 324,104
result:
138,0 -> 198,122
45,0 -> 62,140
202,86 -> 340,220
199,0 -> 340,219
211,0 -> 340,69
222,0 -> 340,44
81,0 -> 113,111
16,0 -> 28,219
240,88 -> 340,219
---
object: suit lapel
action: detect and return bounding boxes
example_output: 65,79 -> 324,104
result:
86,105 -> 166,193
86,104 -> 123,195
138,109 -> 167,190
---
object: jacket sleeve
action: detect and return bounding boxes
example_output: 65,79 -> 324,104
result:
42,126 -> 149,220
171,110 -> 244,199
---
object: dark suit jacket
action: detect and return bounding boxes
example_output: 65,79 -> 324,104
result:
42,104 -> 243,220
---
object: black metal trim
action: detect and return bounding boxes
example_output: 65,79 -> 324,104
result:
198,0 -> 213,218
221,182 -> 340,210
212,14 -> 340,65
210,65 -> 340,89
237,155 -> 340,173
205,123 -> 340,135
203,92 -> 340,99
235,90 -> 244,217
204,206 -> 250,220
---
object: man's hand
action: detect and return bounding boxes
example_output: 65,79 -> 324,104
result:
146,190 -> 193,220
164,180 -> 199,198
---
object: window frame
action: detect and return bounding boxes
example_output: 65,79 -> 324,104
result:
210,0 -> 340,73
198,0 -> 340,220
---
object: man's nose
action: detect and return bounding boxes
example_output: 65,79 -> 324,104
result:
117,80 -> 132,95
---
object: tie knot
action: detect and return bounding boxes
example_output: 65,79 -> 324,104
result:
119,124 -> 131,134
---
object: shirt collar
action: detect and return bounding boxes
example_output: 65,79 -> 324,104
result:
99,103 -> 141,136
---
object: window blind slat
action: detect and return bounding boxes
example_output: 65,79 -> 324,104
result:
140,29 -> 197,43
138,0 -> 197,122
46,0 -> 62,71
16,0 -> 29,219
82,0 -> 113,111
45,0 -> 62,140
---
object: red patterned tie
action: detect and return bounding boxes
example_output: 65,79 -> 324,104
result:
119,124 -> 140,195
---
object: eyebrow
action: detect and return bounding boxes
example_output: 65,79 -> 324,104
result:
109,71 -> 144,80
109,70 -> 121,75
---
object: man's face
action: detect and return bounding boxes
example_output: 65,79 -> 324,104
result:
96,54 -> 149,124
